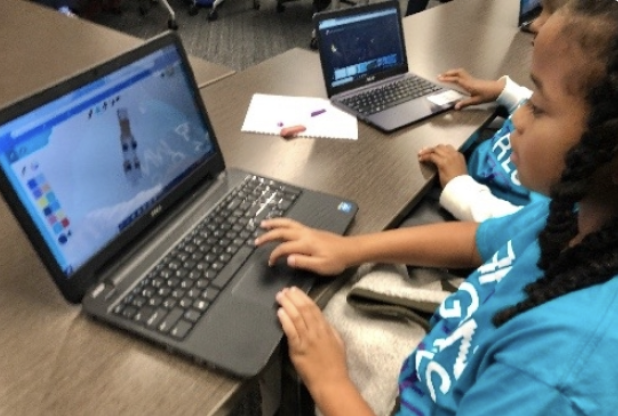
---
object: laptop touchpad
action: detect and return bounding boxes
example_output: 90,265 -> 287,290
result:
230,246 -> 313,306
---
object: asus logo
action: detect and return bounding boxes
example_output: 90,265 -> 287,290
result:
150,205 -> 163,218
366,76 -> 375,82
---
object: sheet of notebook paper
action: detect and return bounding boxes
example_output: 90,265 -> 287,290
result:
241,93 -> 358,140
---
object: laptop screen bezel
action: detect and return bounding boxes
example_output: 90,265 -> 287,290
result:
518,0 -> 542,27
313,0 -> 409,98
0,32 -> 225,303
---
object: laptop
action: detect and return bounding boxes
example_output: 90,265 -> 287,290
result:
313,1 -> 463,133
518,0 -> 542,32
0,32 -> 358,378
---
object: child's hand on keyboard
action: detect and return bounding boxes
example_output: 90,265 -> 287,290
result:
255,218 -> 350,276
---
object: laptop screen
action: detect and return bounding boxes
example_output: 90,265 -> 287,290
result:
519,0 -> 541,26
315,3 -> 406,93
0,41 -> 215,279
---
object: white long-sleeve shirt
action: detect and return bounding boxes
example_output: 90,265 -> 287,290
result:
439,76 -> 534,222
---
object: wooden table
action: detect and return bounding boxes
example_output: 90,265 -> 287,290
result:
197,0 -> 533,346
0,0 -> 233,107
0,2 -> 242,416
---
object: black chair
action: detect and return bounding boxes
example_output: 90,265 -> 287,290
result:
138,0 -> 178,29
188,0 -> 259,21
187,0 -> 329,22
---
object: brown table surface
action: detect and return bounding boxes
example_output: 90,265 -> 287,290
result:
0,0 -> 234,107
0,0 -> 531,414
200,0 -> 533,241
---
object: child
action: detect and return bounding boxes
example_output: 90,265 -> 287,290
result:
416,69 -> 538,222
415,0 -> 569,222
256,1 -> 618,414
529,0 -> 570,34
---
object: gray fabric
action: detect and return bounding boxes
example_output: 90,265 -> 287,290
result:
347,264 -> 460,331
316,263 -> 461,416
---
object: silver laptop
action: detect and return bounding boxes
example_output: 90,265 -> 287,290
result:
313,1 -> 463,133
0,32 -> 358,378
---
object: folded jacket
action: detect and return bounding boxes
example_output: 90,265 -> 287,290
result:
346,263 -> 463,331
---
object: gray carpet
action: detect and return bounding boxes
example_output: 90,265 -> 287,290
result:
84,0 -> 440,71
87,0 -> 336,71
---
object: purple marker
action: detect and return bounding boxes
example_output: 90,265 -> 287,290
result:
310,109 -> 326,117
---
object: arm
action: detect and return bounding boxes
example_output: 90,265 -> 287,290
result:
256,218 -> 482,276
417,143 -> 467,189
417,147 -> 525,221
496,76 -> 533,113
346,221 -> 481,268
437,70 -> 532,111
313,381 -> 375,416
437,68 -> 505,110
276,287 -> 376,416
440,175 -> 523,222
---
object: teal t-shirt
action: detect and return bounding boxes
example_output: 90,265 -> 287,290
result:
397,201 -> 618,415
467,115 -> 545,207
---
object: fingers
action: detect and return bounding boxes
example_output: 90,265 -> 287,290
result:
277,304 -> 299,344
268,240 -> 338,275
260,217 -> 302,231
437,67 -> 467,81
268,239 -> 309,267
257,218 -> 305,245
276,287 -> 308,344
256,224 -> 312,267
286,254 -> 336,275
257,219 -> 343,274
418,144 -> 457,163
437,68 -> 472,93
276,287 -> 322,346
255,218 -> 304,264
453,96 -> 482,110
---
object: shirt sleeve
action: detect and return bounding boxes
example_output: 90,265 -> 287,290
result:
447,362 -> 578,416
439,175 -> 523,222
496,76 -> 532,113
475,200 -> 548,261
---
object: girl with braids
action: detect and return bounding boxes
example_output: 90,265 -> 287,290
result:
415,0 -> 570,223
255,0 -> 618,414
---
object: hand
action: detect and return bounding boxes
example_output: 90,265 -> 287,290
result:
255,218 -> 351,276
418,144 -> 468,188
437,68 -> 505,110
276,287 -> 349,394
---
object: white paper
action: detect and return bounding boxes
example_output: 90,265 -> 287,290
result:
241,93 -> 358,140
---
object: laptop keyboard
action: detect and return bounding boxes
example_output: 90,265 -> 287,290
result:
341,75 -> 443,116
112,175 -> 302,340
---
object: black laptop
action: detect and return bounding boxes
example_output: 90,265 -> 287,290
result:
518,0 -> 542,32
313,1 -> 463,133
0,32 -> 358,378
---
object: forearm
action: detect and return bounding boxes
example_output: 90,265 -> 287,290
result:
440,175 -> 523,222
496,76 -> 533,113
312,378 -> 376,416
344,221 -> 481,269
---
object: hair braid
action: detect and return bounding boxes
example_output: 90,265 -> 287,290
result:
493,0 -> 618,326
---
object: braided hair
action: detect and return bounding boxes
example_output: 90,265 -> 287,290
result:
493,0 -> 618,326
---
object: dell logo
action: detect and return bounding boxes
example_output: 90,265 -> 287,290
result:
150,205 -> 163,217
